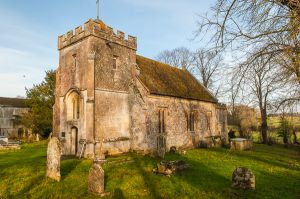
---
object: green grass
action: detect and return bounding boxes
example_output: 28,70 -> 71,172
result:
268,116 -> 300,129
0,142 -> 299,199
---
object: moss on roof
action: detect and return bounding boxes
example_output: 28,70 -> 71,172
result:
0,97 -> 27,108
136,55 -> 217,103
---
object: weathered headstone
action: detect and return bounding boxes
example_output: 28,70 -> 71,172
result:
157,148 -> 166,158
153,160 -> 190,176
46,137 -> 61,181
170,146 -> 176,153
88,162 -> 105,194
232,167 -> 255,190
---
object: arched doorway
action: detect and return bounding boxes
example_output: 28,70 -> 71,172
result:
71,127 -> 78,155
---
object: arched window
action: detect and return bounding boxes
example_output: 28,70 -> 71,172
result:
67,92 -> 80,120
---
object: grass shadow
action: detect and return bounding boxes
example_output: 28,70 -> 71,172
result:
60,159 -> 81,180
163,152 -> 243,198
111,188 -> 125,199
14,174 -> 44,198
208,146 -> 300,172
131,154 -> 162,199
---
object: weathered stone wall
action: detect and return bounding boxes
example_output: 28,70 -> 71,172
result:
130,89 -> 227,154
0,107 -> 28,138
94,90 -> 131,155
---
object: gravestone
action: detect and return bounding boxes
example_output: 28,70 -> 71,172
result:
230,138 -> 253,151
157,135 -> 166,158
153,160 -> 190,177
170,146 -> 176,153
46,137 -> 61,181
88,162 -> 105,194
232,167 -> 255,190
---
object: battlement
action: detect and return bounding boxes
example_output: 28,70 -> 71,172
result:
58,19 -> 137,50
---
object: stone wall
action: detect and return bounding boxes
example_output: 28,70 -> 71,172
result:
130,87 -> 227,154
94,90 -> 131,155
0,107 -> 29,138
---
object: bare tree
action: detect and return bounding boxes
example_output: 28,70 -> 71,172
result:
192,49 -> 223,91
196,0 -> 300,86
156,47 -> 193,70
235,54 -> 286,143
156,48 -> 224,96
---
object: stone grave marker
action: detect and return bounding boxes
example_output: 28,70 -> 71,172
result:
232,167 -> 255,190
88,162 -> 105,194
46,137 -> 61,181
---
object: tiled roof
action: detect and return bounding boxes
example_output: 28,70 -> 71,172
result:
136,55 -> 217,103
0,97 -> 27,108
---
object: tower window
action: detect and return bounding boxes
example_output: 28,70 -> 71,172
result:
113,56 -> 118,69
67,92 -> 80,121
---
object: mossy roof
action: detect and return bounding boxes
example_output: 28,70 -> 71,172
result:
136,55 -> 218,103
0,97 -> 27,108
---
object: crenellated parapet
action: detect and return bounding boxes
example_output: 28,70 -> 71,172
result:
58,19 -> 137,50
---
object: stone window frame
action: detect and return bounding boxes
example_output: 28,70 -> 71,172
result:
112,55 -> 118,70
72,53 -> 77,77
158,109 -> 166,134
206,111 -> 212,130
72,96 -> 80,120
66,90 -> 81,121
61,132 -> 66,138
72,53 -> 77,67
187,111 -> 196,132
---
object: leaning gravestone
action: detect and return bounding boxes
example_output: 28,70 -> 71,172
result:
88,162 -> 105,194
232,167 -> 255,190
46,137 -> 61,181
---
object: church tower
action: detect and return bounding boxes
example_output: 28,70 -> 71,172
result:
53,19 -> 137,158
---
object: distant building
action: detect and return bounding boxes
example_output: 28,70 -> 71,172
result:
53,19 -> 227,158
0,97 -> 29,138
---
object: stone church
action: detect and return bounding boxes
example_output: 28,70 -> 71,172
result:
53,19 -> 227,158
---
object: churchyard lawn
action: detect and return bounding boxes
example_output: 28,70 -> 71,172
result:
0,141 -> 299,199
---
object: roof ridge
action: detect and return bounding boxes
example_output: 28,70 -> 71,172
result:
136,55 -> 185,71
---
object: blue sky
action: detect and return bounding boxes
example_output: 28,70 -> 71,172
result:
0,0 -> 213,97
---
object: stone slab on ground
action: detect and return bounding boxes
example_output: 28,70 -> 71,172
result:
230,138 -> 253,151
